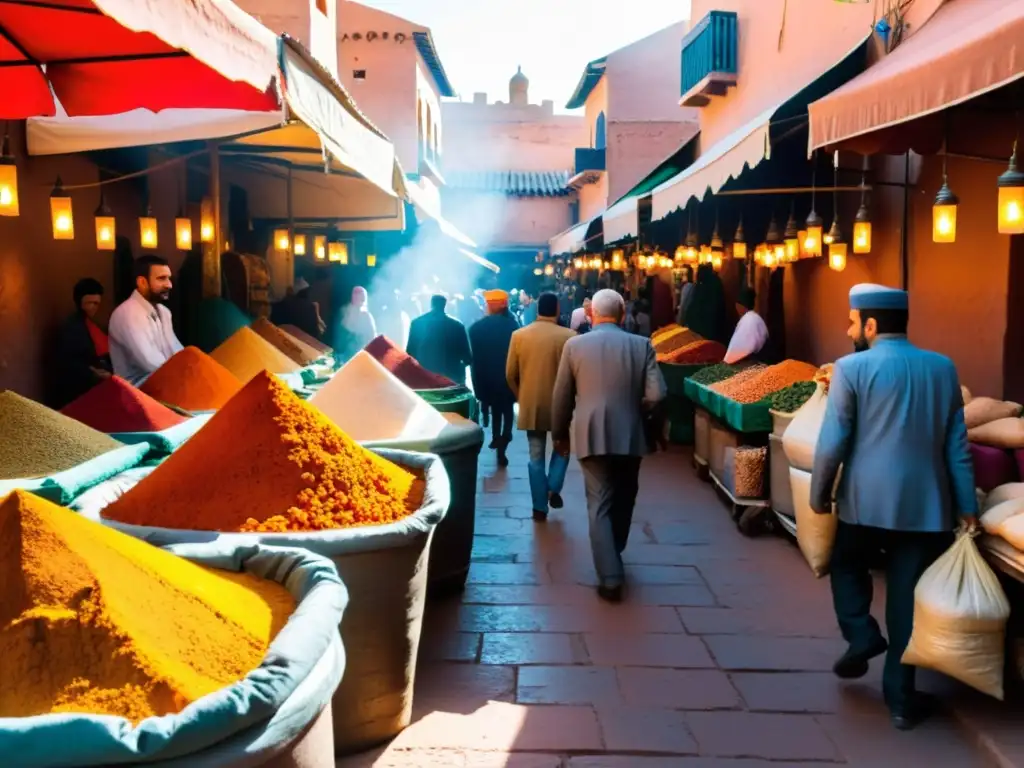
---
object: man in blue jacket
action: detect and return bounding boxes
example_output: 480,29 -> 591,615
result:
811,283 -> 977,732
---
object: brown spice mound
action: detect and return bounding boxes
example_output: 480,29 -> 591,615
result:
105,371 -> 422,532
141,347 -> 243,412
251,317 -> 322,366
653,328 -> 703,355
364,335 -> 455,389
280,325 -> 332,355
713,360 -> 819,404
211,327 -> 301,384
0,391 -> 123,479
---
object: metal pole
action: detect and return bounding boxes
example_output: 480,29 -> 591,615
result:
202,142 -> 222,298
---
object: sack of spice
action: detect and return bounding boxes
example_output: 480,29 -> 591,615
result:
0,491 -> 348,767
789,467 -> 838,578
782,382 -> 829,473
729,446 -> 767,498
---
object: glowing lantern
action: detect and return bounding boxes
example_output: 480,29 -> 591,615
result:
711,253 -> 723,271
543,263 -> 554,276
94,195 -> 115,251
0,135 -> 18,217
829,244 -> 848,272
50,178 -> 74,240
783,211 -> 799,262
853,202 -> 871,254
139,205 -> 158,249
732,219 -> 747,260
932,181 -> 958,243
997,142 -> 1024,235
294,234 -> 307,256
574,257 -> 585,269
175,213 -> 193,251
804,209 -> 823,257
366,254 -> 377,267
674,245 -> 685,263
200,198 -> 215,243
611,251 -> 623,269
274,229 -> 290,252
763,249 -> 777,268
328,241 -> 348,264
605,260 -> 613,270
533,267 -> 543,276
314,235 -> 327,261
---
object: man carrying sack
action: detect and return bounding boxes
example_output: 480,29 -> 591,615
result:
810,283 -> 977,731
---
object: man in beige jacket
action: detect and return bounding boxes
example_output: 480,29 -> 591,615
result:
507,293 -> 576,521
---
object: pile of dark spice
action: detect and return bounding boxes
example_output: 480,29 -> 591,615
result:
770,380 -> 818,413
364,335 -> 455,390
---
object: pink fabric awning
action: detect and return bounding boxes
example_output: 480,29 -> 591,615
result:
808,0 -> 1024,152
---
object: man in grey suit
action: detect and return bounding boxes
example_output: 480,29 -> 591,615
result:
811,283 -> 977,731
552,289 -> 667,602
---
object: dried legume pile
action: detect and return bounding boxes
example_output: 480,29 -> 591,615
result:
251,317 -> 323,366
0,391 -> 123,479
654,328 -> 703,357
0,490 -> 294,723
662,340 -> 726,365
708,365 -> 769,398
105,371 -> 423,533
689,363 -> 745,386
713,360 -> 819,404
771,380 -> 818,413
734,446 -> 767,498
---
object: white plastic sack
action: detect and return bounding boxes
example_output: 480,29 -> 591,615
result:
789,467 -> 837,578
980,497 -> 1024,536
723,311 -> 768,365
996,512 -> 1024,552
902,531 -> 1011,700
782,382 -> 828,472
982,483 -> 1024,514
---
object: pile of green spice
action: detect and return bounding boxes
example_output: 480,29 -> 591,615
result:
689,363 -> 743,386
0,391 -> 123,479
770,381 -> 818,413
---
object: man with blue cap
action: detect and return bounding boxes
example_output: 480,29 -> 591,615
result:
811,283 -> 977,731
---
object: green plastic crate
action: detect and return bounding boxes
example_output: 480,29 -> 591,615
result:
416,385 -> 480,422
720,397 -> 773,433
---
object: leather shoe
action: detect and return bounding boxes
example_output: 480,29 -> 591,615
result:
833,636 -> 888,679
597,585 -> 623,603
549,492 -> 564,509
532,509 -> 548,522
497,450 -> 509,468
891,695 -> 937,731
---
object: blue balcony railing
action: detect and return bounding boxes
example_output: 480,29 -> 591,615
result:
574,147 -> 606,175
680,10 -> 738,107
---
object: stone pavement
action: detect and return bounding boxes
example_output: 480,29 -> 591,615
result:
338,439 -> 998,767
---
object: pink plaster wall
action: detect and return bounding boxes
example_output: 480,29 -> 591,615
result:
236,0 -> 338,77
607,22 -> 692,122
607,120 -> 698,202
444,193 -> 573,249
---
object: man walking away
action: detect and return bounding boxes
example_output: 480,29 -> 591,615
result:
507,292 -> 576,521
811,283 -> 977,731
406,294 -> 473,385
552,289 -> 666,602
470,290 -> 520,466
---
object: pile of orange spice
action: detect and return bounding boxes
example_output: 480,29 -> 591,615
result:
712,360 -> 820,404
104,371 -> 423,533
0,490 -> 294,723
141,347 -> 243,412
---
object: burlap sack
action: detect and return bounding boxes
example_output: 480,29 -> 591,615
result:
788,467 -> 837,578
982,483 -> 1024,514
781,383 -> 828,472
964,398 -> 1023,430
968,417 -> 1024,450
902,531 -> 1010,700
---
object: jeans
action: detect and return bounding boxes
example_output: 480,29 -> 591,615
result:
580,455 -> 642,588
830,521 -> 952,714
527,431 -> 569,511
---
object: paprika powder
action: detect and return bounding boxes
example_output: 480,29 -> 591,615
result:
141,347 -> 243,412
364,335 -> 455,390
61,376 -> 186,433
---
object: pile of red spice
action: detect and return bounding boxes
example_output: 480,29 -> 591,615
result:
363,335 -> 455,390
661,340 -> 727,365
61,376 -> 187,433
141,347 -> 242,412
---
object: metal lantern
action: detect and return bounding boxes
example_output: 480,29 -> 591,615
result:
314,235 -> 327,261
0,134 -> 18,217
200,198 -> 215,243
175,211 -> 193,251
328,241 -> 348,264
94,195 -> 115,251
932,180 -> 958,243
366,253 -> 377,268
783,210 -> 799,262
732,219 -> 747,261
273,228 -> 291,252
804,209 -> 823,257
139,204 -> 158,249
997,141 -> 1024,235
294,234 -> 307,256
50,178 -> 74,240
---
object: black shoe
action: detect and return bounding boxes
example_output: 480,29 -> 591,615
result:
891,697 -> 936,731
597,585 -> 623,603
548,492 -> 564,509
497,450 -> 509,468
532,509 -> 548,522
488,439 -> 497,450
833,636 -> 888,679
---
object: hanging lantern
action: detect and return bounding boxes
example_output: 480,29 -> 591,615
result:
605,260 -> 613,270
273,228 -> 290,252
674,245 -> 685,263
732,219 -> 747,261
763,248 -> 777,268
711,228 -> 724,256
829,245 -> 848,272
853,203 -> 871,254
175,211 -> 193,251
533,267 -> 543,276
366,254 -> 377,267
711,253 -> 723,271
50,178 -> 74,240
139,204 -> 157,249
200,198 -> 215,243
611,250 -> 623,269
0,133 -> 18,217
804,210 -> 823,257
314,235 -> 327,261
543,263 -> 554,276
94,195 -> 115,251
328,241 -> 348,264
997,141 -> 1024,235
573,256 -> 585,269
294,234 -> 307,256
932,180 -> 958,243
783,209 -> 799,262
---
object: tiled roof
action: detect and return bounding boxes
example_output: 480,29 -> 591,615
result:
445,170 -> 573,197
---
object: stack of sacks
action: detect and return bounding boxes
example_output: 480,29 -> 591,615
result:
980,483 -> 1024,551
963,392 -> 1024,491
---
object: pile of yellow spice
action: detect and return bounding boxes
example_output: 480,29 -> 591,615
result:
0,491 -> 295,723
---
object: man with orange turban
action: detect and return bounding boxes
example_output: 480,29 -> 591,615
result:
470,290 -> 520,466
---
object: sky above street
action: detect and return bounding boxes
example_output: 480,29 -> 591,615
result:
356,0 -> 693,111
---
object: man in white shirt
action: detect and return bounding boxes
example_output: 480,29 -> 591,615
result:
108,255 -> 184,386
570,297 -> 592,331
723,286 -> 769,365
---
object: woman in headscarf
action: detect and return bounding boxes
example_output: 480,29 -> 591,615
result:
682,264 -> 730,344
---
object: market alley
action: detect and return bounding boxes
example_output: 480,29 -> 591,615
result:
337,439 -> 997,767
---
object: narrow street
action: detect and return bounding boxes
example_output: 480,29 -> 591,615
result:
338,439 -> 993,767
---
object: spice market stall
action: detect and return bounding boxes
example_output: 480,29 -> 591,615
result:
76,372 -> 450,756
0,490 -> 347,767
652,325 -> 726,445
312,351 -> 485,595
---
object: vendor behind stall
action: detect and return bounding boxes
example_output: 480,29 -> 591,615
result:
723,286 -> 768,364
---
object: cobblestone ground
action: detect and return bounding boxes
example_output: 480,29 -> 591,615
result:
338,439 -> 995,767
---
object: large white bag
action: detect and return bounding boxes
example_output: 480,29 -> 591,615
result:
980,497 -> 1024,536
782,382 -> 828,472
789,467 -> 837,578
982,483 -> 1024,514
902,531 -> 1011,700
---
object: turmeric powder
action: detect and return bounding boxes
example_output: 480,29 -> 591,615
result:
104,371 -> 423,533
0,490 -> 295,722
